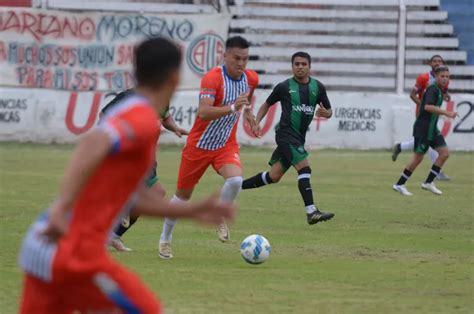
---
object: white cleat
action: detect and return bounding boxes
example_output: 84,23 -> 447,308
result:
217,221 -> 229,242
393,184 -> 413,196
159,241 -> 173,259
421,182 -> 442,195
110,237 -> 132,252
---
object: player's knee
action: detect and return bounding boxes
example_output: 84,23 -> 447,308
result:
440,150 -> 449,160
269,172 -> 282,183
225,176 -> 243,191
297,166 -> 311,177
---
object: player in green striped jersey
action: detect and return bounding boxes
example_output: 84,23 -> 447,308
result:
242,52 -> 335,225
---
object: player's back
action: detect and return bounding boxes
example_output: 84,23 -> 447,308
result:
19,93 -> 158,280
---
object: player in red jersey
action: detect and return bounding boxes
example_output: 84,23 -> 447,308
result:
18,37 -> 235,314
391,55 -> 452,180
158,36 -> 259,259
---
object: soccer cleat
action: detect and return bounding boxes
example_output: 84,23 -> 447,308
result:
110,237 -> 132,252
158,241 -> 173,259
392,184 -> 413,196
436,172 -> 451,181
306,209 -> 335,225
391,143 -> 401,162
217,221 -> 229,242
421,182 -> 442,195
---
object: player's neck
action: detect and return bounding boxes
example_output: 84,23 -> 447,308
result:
293,76 -> 310,84
135,86 -> 170,113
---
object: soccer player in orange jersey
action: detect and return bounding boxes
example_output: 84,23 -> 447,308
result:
391,55 -> 452,180
18,37 -> 235,314
158,36 -> 259,259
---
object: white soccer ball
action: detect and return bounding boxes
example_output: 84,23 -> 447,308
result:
240,234 -> 271,264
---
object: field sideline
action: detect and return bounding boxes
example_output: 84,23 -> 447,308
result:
0,143 -> 472,313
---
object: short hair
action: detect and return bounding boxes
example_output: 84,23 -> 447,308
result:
225,36 -> 249,50
434,65 -> 449,73
134,37 -> 182,88
430,55 -> 444,62
291,51 -> 311,66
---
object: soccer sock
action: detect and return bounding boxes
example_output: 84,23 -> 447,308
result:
297,167 -> 316,214
396,168 -> 412,185
427,148 -> 439,164
160,195 -> 182,242
221,176 -> 243,202
400,140 -> 414,151
425,165 -> 441,184
242,172 -> 273,189
113,215 -> 139,237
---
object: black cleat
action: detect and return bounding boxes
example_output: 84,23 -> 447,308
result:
391,143 -> 401,162
307,210 -> 335,225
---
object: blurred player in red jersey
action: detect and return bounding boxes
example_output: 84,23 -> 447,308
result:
158,36 -> 259,259
18,37 -> 236,314
391,55 -> 452,180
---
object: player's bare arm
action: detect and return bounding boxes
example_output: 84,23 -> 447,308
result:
162,114 -> 189,138
316,102 -> 332,119
424,104 -> 457,119
410,88 -> 421,106
42,130 -> 112,241
198,92 -> 249,121
134,188 -> 236,226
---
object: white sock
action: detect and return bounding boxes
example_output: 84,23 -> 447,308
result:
160,195 -> 182,242
427,147 -> 439,164
221,176 -> 243,202
400,140 -> 414,151
305,205 -> 316,214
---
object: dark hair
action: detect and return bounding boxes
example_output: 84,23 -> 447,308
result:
434,65 -> 449,73
225,36 -> 250,50
430,55 -> 444,62
291,51 -> 311,66
134,37 -> 182,88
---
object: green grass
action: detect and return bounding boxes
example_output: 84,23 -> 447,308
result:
0,143 -> 473,313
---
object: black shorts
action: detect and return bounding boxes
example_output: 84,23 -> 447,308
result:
268,141 -> 308,172
414,134 -> 447,154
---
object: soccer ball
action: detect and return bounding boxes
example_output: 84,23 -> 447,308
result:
240,234 -> 271,264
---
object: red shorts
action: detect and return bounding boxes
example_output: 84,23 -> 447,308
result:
177,144 -> 241,190
19,260 -> 161,314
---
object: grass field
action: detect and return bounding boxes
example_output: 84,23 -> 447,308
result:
0,142 -> 473,313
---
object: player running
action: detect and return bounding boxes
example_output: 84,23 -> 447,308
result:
392,66 -> 457,196
158,36 -> 259,259
101,89 -> 189,252
391,55 -> 452,180
18,37 -> 236,314
242,51 -> 335,225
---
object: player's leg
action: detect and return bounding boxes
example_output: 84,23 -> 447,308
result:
110,166 -> 163,252
19,274 -> 60,314
393,137 -> 426,196
213,145 -> 246,241
292,157 -> 335,225
421,136 -> 449,195
241,147 -> 287,189
427,147 -> 451,181
63,262 -> 161,313
392,139 -> 415,161
159,147 -> 211,259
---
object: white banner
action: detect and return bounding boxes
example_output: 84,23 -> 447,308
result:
0,87 -> 473,151
0,8 -> 230,91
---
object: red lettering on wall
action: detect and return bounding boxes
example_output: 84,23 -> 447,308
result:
65,92 -> 101,135
441,100 -> 454,137
243,97 -> 277,138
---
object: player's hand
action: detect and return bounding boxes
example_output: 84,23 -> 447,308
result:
174,128 -> 189,138
234,92 -> 250,111
316,103 -> 332,118
191,192 -> 237,225
446,111 -> 458,119
251,123 -> 261,138
443,93 -> 451,102
41,208 -> 68,243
